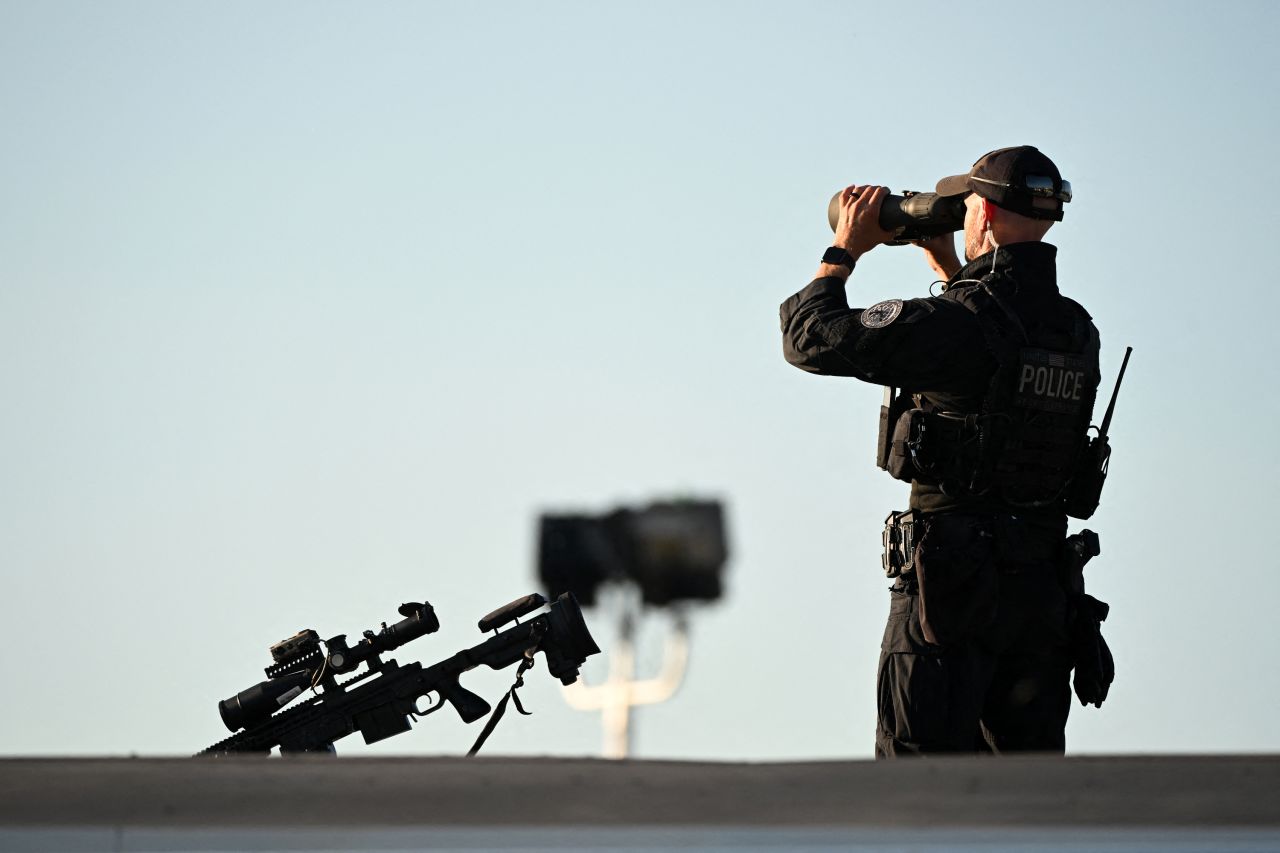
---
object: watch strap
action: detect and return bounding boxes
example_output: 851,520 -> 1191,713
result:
822,246 -> 855,268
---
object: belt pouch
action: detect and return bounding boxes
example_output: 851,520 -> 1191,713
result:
877,387 -> 916,474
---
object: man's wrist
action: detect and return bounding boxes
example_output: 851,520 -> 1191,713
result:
817,245 -> 863,280
815,263 -> 853,280
929,255 -> 962,279
920,246 -> 961,279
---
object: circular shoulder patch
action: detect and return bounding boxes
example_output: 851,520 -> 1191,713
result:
860,298 -> 904,329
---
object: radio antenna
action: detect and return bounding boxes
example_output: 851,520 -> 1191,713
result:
1098,347 -> 1133,438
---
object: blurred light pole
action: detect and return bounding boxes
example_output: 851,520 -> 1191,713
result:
536,499 -> 728,759
560,588 -> 689,758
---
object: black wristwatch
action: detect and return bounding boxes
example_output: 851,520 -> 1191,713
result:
822,246 -> 856,269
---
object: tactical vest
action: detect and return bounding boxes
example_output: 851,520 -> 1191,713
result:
876,274 -> 1101,514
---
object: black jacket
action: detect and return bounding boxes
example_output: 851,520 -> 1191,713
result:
780,242 -> 1097,515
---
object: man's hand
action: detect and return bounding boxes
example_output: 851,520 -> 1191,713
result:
913,233 -> 962,281
814,184 -> 901,281
833,184 -> 900,260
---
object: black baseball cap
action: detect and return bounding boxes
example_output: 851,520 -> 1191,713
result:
935,145 -> 1071,221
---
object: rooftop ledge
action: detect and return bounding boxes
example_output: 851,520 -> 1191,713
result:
1,755 -> 1278,829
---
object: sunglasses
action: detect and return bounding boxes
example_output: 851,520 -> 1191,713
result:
971,174 -> 1073,203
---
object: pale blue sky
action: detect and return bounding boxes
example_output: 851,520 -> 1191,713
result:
1,0 -> 1277,758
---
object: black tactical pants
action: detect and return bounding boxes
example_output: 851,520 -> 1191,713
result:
875,513 -> 1073,757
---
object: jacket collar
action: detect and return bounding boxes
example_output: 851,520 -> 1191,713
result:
948,241 -> 1058,295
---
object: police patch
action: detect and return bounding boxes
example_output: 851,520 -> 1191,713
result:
860,299 -> 903,329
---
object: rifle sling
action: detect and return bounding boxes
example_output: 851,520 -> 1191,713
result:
466,655 -> 536,757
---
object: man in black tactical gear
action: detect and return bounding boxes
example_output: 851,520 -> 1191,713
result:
780,146 -> 1108,757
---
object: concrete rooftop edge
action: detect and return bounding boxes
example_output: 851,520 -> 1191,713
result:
0,755 -> 1277,828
